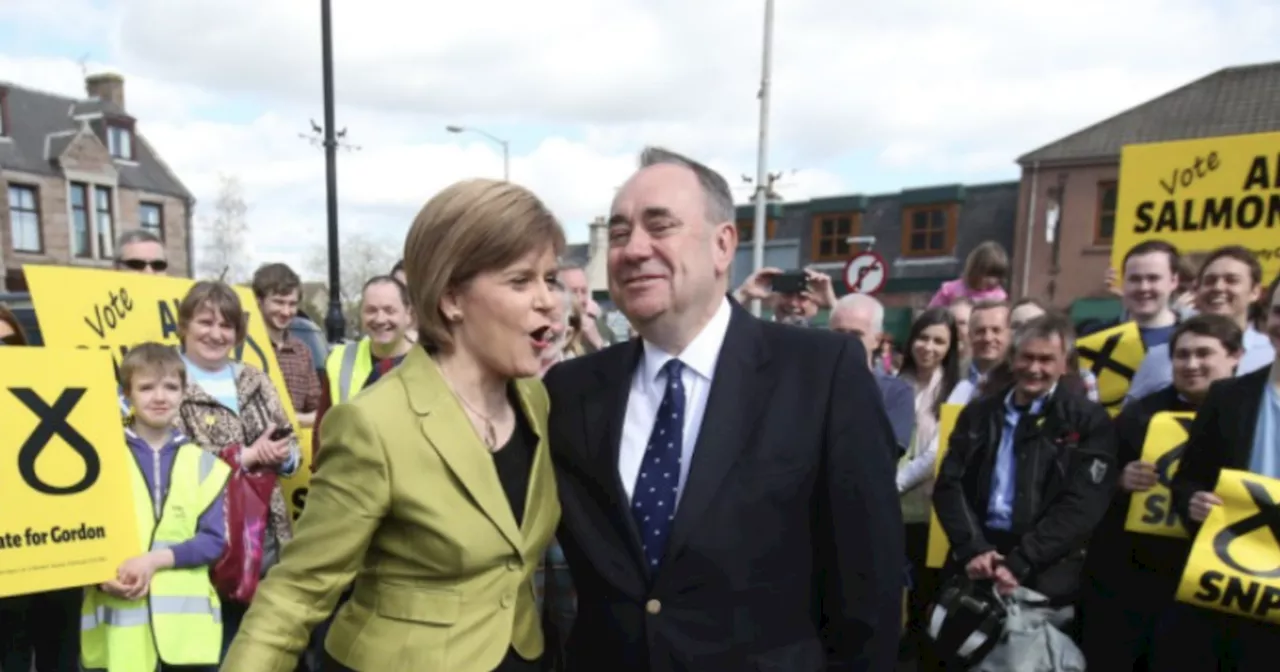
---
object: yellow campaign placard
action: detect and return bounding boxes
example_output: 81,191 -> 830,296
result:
926,403 -> 965,569
1077,321 -> 1146,416
1112,131 -> 1280,281
1125,412 -> 1195,539
286,427 -> 314,523
23,265 -> 313,523
0,348 -> 142,597
1177,469 -> 1280,624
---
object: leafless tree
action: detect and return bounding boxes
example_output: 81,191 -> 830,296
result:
306,231 -> 398,336
195,174 -> 251,282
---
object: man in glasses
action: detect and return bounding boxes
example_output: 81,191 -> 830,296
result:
113,230 -> 169,274
111,230 -> 169,420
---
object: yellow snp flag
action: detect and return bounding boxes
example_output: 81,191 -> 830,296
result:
1125,412 -> 1195,539
1112,131 -> 1280,283
1177,469 -> 1280,625
1077,321 -> 1146,416
0,348 -> 142,597
23,265 -> 312,525
925,404 -> 964,569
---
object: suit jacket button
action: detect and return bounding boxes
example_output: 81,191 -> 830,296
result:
645,599 -> 661,615
501,593 -> 515,608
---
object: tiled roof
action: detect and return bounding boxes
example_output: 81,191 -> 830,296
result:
0,81 -> 192,200
1018,60 -> 1280,165
561,242 -> 590,267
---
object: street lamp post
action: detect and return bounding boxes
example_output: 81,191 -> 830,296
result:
320,0 -> 344,344
749,0 -> 776,317
446,125 -> 510,181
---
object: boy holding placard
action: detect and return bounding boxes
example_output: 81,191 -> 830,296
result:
80,344 -> 231,672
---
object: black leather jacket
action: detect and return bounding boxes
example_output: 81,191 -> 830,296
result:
933,382 -> 1118,598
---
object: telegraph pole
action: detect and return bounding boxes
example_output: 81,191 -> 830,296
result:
750,0 -> 775,317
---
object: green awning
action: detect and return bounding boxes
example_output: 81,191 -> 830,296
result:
882,307 -> 913,346
1069,297 -> 1124,324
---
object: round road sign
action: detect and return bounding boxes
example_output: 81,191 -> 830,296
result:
843,251 -> 887,295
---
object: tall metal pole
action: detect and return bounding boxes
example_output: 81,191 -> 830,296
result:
501,141 -> 510,182
321,0 -> 344,344
750,0 -> 775,318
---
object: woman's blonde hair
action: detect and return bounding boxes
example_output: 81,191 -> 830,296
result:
402,179 -> 565,353
963,241 -> 1009,290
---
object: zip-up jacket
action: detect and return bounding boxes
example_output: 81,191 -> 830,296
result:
933,382 -> 1117,595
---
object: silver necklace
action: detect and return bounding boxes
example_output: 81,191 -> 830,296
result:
441,376 -> 500,451
456,393 -> 498,451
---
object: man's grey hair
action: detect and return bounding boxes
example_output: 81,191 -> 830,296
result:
557,260 -> 585,273
639,146 -> 735,226
115,229 -> 162,257
1011,311 -> 1076,355
832,293 -> 884,334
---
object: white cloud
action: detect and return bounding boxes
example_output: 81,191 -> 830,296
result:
2,0 -> 1278,279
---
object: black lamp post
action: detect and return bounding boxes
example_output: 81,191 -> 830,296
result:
319,0 -> 344,344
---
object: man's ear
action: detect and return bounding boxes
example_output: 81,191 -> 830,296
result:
713,221 -> 737,274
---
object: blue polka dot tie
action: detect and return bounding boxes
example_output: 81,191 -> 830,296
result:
632,359 -> 686,571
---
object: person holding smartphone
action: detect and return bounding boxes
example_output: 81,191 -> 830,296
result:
171,281 -> 301,658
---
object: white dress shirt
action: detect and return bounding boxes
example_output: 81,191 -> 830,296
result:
619,298 -> 732,508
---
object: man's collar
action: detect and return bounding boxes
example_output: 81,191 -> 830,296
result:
639,298 -> 732,382
1005,383 -> 1057,414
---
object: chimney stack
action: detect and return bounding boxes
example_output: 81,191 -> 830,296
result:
86,72 -> 125,110
586,216 -> 609,293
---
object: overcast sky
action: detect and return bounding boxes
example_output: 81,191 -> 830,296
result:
2,0 -> 1277,277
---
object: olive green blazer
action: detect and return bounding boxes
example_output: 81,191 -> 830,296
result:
221,346 -> 560,672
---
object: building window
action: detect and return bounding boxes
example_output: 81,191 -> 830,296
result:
140,202 -> 164,240
1095,181 -> 1117,245
94,186 -> 115,259
7,185 -> 41,253
70,182 -> 91,258
737,219 -> 777,244
901,204 -> 956,257
107,125 -> 133,160
810,213 -> 859,262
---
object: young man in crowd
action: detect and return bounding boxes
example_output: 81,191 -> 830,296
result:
1125,245 -> 1274,404
1087,241 -> 1182,347
252,263 -> 321,427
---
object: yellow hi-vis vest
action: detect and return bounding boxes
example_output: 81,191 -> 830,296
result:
81,444 -> 231,672
325,337 -> 373,404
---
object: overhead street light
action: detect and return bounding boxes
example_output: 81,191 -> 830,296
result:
446,125 -> 510,182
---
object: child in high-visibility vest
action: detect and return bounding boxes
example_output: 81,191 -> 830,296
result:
81,343 -> 231,672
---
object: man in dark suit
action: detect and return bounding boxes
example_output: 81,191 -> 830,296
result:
543,147 -> 904,672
